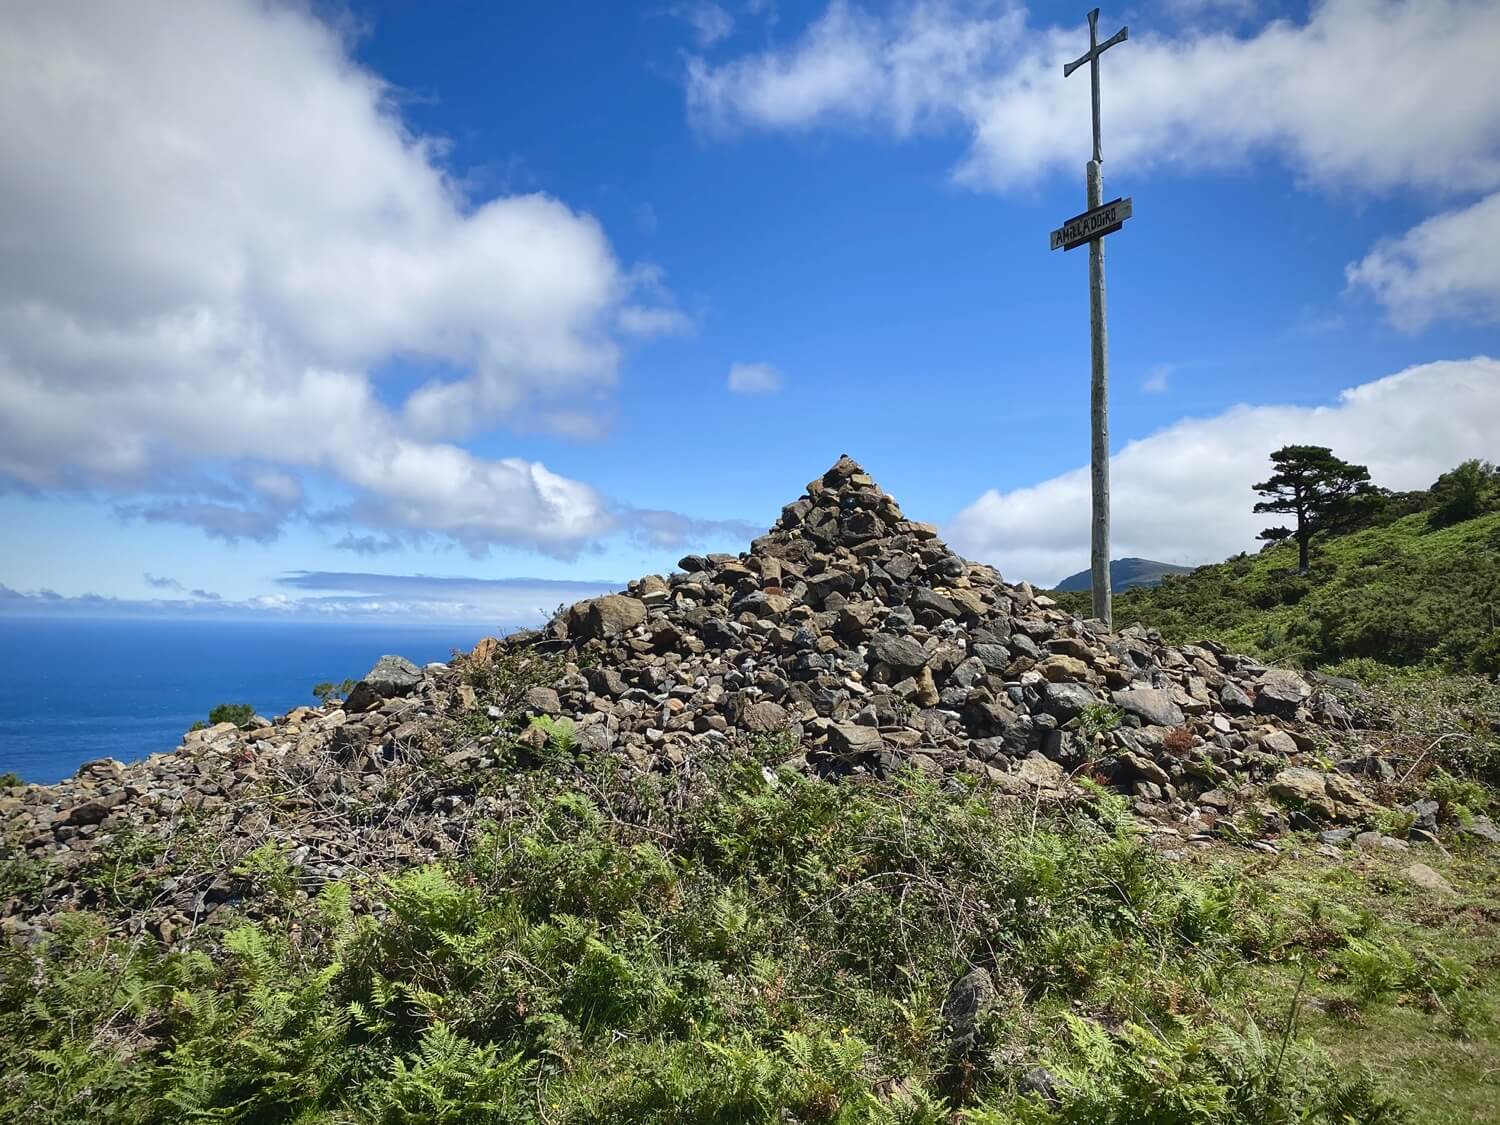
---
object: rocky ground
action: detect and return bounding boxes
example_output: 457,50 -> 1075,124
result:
3,456 -> 1494,945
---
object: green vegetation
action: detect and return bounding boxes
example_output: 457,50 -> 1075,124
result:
1056,509 -> 1500,676
190,702 -> 258,731
10,743 -> 1487,1123
313,679 -> 358,705
1428,460 -> 1499,530
1053,455 -> 1500,675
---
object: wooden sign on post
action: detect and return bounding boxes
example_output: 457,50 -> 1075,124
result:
1051,6 -> 1132,630
1050,196 -> 1133,251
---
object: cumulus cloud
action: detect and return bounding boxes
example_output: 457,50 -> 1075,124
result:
1346,192 -> 1500,331
0,1 -> 685,554
727,361 -> 784,393
945,357 -> 1500,586
687,0 -> 1500,195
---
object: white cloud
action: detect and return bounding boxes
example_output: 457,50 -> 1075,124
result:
727,361 -> 784,393
0,1 -> 685,554
687,0 -> 1500,195
945,357 -> 1500,586
1142,364 -> 1174,394
1346,192 -> 1500,331
667,2 -> 736,46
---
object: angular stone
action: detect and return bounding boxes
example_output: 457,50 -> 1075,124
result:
910,587 -> 961,624
1036,655 -> 1089,683
826,722 -> 883,757
1219,682 -> 1254,714
971,643 -> 1010,672
635,574 -> 670,606
1119,751 -> 1169,787
1259,729 -> 1299,756
741,701 -> 790,733
585,667 -> 628,698
1459,815 -> 1500,844
1111,687 -> 1185,728
1270,767 -> 1328,803
1254,669 -> 1311,718
1402,862 -> 1454,895
524,686 -> 562,714
62,791 -> 125,826
575,595 -> 647,640
868,633 -> 928,672
362,655 -> 423,698
1039,680 -> 1096,721
1013,754 -> 1066,789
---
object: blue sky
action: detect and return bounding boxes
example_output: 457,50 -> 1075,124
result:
2,0 -> 1497,623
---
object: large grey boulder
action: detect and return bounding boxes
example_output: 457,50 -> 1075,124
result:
1254,669 -> 1311,718
365,655 -> 423,696
345,655 -> 423,713
1111,687 -> 1184,728
1040,680 -> 1096,721
868,632 -> 928,673
826,722 -> 883,757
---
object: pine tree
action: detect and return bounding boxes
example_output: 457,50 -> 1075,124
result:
1253,445 -> 1378,573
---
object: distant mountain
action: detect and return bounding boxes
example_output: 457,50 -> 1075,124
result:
1053,557 -> 1195,593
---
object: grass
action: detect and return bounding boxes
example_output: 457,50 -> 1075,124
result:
6,737 -> 1493,1122
1051,509 -> 1500,674
1219,839 -> 1500,1124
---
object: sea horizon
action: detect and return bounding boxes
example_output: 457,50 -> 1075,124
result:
0,616 -> 499,784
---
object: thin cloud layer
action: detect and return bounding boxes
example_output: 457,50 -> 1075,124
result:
0,1 -> 685,555
945,357 -> 1500,586
727,361 -> 785,394
0,572 -> 620,625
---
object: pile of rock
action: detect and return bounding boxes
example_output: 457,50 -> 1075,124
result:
4,455 -> 1477,943
498,455 -> 1365,820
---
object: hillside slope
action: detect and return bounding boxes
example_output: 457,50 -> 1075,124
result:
1054,510 -> 1500,673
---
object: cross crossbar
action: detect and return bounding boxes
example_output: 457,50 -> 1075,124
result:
1063,8 -> 1127,164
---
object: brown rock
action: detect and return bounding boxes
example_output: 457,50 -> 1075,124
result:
1036,655 -> 1090,683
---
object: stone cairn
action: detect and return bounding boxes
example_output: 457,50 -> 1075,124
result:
2,456 -> 1420,943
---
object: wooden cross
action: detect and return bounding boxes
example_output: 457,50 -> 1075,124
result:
1063,8 -> 1128,165
1057,8 -> 1129,628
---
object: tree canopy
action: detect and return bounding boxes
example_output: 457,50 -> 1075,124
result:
1429,459 -> 1499,529
1253,445 -> 1379,573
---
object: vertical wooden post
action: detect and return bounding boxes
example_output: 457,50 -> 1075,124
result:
1087,158 -> 1111,627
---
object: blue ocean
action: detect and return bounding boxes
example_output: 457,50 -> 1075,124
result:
0,618 -> 493,784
